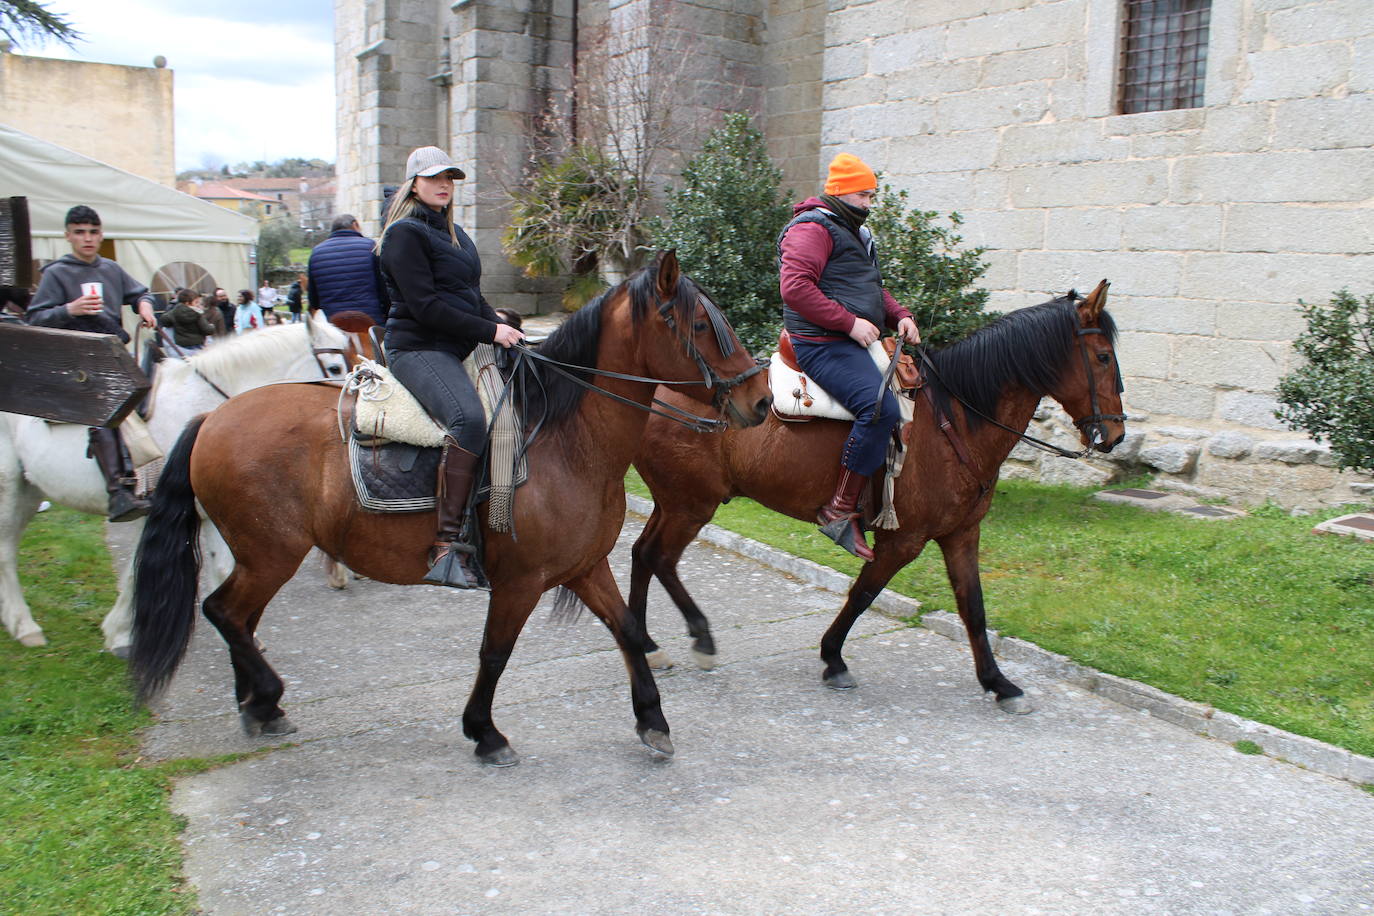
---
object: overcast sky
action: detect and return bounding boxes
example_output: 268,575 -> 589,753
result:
31,0 -> 335,172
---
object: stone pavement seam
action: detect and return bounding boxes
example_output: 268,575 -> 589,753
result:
625,494 -> 1374,787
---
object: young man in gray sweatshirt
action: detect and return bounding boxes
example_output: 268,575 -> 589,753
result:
27,205 -> 158,521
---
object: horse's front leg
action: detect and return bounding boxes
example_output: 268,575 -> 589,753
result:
819,539 -> 919,689
462,584 -> 540,767
629,506 -> 717,671
935,525 -> 1031,714
567,560 -> 673,758
0,462 -> 44,646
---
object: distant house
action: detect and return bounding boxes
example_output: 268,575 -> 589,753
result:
180,181 -> 281,221
182,177 -> 336,231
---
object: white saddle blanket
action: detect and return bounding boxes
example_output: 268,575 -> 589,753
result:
345,360 -> 447,447
769,340 -> 912,424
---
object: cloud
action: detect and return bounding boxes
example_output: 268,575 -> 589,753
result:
37,0 -> 335,170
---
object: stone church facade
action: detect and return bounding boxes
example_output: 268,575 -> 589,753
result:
334,0 -> 1374,509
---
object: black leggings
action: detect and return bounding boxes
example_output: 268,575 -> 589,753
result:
387,348 -> 486,452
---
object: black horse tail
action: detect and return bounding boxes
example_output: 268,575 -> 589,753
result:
129,414 -> 206,705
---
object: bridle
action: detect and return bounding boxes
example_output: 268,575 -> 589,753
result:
913,309 -> 1125,460
511,288 -> 768,433
654,290 -> 769,421
1071,320 -> 1126,448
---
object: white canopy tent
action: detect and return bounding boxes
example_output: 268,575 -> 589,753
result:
0,122 -> 257,337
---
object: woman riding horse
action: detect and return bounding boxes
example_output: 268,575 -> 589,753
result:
378,146 -> 526,589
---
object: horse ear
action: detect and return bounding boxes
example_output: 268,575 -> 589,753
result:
1081,279 -> 1110,319
656,249 -> 681,300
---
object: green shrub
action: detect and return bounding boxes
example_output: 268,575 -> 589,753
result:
649,113 -> 791,354
502,144 -> 639,309
1276,289 -> 1374,473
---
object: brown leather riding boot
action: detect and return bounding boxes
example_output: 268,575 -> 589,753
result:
424,437 -> 489,590
816,466 -> 874,562
87,427 -> 150,523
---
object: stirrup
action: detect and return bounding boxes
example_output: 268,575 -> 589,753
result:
424,540 -> 490,590
817,513 -> 873,561
107,489 -> 150,523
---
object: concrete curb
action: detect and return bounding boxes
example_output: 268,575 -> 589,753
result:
625,494 -> 1374,788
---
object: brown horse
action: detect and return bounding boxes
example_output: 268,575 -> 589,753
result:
629,282 -> 1125,713
129,252 -> 772,765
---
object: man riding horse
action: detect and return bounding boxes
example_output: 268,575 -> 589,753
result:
778,153 -> 922,560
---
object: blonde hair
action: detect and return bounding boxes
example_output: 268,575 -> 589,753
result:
376,176 -> 460,253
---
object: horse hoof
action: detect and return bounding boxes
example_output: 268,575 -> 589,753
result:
691,649 -> 717,671
639,729 -> 675,759
645,649 -> 673,670
479,745 -> 519,768
824,670 -> 857,690
18,631 -> 48,648
997,694 -> 1034,715
241,713 -> 298,737
262,716 -> 298,735
108,644 -> 131,660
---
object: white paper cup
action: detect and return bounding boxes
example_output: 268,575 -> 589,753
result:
81,281 -> 104,304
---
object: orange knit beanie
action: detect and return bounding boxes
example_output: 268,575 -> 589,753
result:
824,153 -> 877,195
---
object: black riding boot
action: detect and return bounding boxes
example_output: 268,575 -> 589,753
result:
88,426 -> 150,522
817,466 -> 874,562
423,437 -> 490,590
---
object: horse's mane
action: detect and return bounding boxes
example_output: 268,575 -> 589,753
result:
178,322 -> 313,389
519,262 -> 699,432
925,293 -> 1117,426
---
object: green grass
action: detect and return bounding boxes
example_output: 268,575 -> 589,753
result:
287,247 -> 312,266
0,508 -> 198,915
626,473 -> 1374,758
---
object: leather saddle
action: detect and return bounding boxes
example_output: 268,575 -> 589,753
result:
769,329 -> 919,422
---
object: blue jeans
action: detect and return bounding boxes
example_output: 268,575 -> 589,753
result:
792,336 -> 899,476
387,348 -> 486,452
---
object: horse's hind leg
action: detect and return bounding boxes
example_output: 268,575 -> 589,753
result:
200,559 -> 303,736
629,505 -> 717,670
568,560 -> 672,758
936,525 -> 1030,714
462,583 -> 541,767
820,540 -> 919,689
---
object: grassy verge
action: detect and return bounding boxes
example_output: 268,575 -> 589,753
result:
0,508 -> 197,915
626,473 -> 1374,758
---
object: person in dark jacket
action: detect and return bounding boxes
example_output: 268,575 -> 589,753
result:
26,205 -> 160,521
778,153 -> 921,561
377,146 -> 525,589
160,288 -> 215,353
285,273 -> 305,322
209,287 -> 234,331
308,214 -> 389,324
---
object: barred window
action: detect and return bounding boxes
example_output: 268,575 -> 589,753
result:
1119,0 -> 1211,114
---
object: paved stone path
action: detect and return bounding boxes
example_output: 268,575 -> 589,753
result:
112,519 -> 1374,915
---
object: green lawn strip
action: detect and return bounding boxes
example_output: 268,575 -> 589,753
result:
626,472 -> 1374,757
0,508 -> 197,915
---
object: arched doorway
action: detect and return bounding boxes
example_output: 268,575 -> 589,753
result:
150,261 -> 218,311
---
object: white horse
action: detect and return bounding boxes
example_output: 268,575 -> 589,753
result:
0,314 -> 351,652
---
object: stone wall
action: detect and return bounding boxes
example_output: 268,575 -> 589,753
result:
0,50 -> 175,186
762,0 -> 825,199
818,0 -> 1374,508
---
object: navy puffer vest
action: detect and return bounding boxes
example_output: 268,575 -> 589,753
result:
307,229 -> 386,322
777,209 -> 885,338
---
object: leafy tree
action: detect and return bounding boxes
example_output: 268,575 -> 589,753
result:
866,186 -> 996,348
256,219 -> 302,274
649,113 -> 791,354
1276,289 -> 1374,473
0,0 -> 79,48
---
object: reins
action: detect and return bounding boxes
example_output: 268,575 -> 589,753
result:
507,294 -> 768,434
